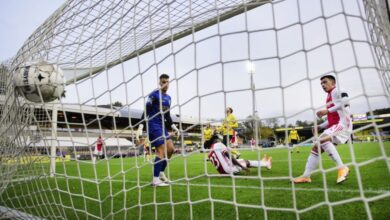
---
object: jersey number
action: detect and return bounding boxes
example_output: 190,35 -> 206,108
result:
209,152 -> 220,169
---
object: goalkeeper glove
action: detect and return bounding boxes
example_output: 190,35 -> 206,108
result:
136,124 -> 143,141
171,124 -> 180,136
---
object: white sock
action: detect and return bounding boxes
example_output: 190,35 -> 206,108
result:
153,177 -> 160,183
248,160 -> 268,168
159,172 -> 167,178
321,141 -> 344,168
303,153 -> 319,177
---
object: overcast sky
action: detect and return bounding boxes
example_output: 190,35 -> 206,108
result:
0,0 -> 64,61
2,0 -> 389,126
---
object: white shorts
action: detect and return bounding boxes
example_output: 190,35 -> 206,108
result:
230,159 -> 248,174
321,123 -> 352,145
94,149 -> 103,155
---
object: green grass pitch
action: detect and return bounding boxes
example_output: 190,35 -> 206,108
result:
1,142 -> 390,219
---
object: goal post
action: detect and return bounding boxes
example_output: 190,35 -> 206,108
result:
1,0 -> 390,219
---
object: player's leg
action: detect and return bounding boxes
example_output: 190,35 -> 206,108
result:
294,127 -> 349,183
293,142 -> 323,183
153,144 -> 168,186
222,135 -> 228,146
246,157 -> 272,170
292,139 -> 300,153
158,139 -> 174,183
294,128 -> 333,183
150,131 -> 169,186
323,126 -> 351,183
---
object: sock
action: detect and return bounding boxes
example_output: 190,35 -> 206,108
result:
321,141 -> 344,168
153,157 -> 162,178
303,153 -> 319,177
161,159 -> 167,172
153,176 -> 160,183
248,160 -> 267,168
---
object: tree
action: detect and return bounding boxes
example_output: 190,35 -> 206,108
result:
242,115 -> 277,140
112,101 -> 123,107
265,118 -> 279,128
296,120 -> 314,127
242,115 -> 262,140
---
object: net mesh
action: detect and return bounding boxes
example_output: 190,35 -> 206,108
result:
1,0 -> 390,219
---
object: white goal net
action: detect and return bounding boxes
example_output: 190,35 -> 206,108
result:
1,0 -> 390,219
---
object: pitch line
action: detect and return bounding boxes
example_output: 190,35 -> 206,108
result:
17,175 -> 389,195
99,178 -> 390,195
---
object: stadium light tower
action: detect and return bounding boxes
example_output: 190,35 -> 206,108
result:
247,60 -> 259,144
246,60 -> 256,114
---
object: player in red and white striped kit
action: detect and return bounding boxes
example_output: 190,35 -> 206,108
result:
294,73 -> 352,184
93,135 -> 104,163
208,134 -> 271,175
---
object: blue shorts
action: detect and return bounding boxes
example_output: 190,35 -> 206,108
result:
148,128 -> 171,147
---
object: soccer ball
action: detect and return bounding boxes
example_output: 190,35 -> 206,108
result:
13,62 -> 66,103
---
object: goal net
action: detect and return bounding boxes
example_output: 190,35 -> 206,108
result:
1,0 -> 390,219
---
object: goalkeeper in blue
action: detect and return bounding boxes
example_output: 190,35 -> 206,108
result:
145,74 -> 180,187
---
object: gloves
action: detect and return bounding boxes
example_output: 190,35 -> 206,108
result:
136,124 -> 143,141
171,124 -> 180,137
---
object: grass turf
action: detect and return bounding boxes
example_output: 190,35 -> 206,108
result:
1,142 -> 390,219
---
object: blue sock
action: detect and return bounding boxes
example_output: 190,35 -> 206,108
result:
161,159 -> 167,172
153,157 -> 162,177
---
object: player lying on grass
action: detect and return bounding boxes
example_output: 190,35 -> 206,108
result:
293,73 -> 352,184
208,133 -> 272,174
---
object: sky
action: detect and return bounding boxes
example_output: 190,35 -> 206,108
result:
1,0 -> 389,126
0,0 -> 64,61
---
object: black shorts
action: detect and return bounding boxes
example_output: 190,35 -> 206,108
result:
291,139 -> 298,145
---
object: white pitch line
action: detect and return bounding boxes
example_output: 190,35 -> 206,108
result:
89,178 -> 389,195
8,175 -> 388,196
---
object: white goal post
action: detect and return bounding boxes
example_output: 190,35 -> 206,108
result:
1,0 -> 390,219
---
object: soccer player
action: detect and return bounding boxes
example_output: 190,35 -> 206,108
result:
230,130 -> 239,148
222,107 -> 238,146
250,137 -> 256,151
293,73 -> 352,184
146,74 -> 180,187
202,123 -> 213,150
135,124 -> 152,162
289,127 -> 300,153
208,133 -> 272,175
93,135 -> 104,163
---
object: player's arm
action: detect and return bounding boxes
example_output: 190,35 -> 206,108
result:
164,109 -> 173,129
312,120 -> 328,135
164,110 -> 180,136
145,94 -> 155,114
317,91 -> 349,117
328,91 -> 349,113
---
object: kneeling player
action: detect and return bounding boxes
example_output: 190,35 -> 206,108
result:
208,135 -> 272,174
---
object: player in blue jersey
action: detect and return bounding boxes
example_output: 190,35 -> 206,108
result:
146,74 -> 180,187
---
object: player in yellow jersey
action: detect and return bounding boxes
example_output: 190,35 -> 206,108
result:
203,123 -> 213,150
222,107 -> 238,146
289,127 -> 300,153
222,107 -> 240,158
